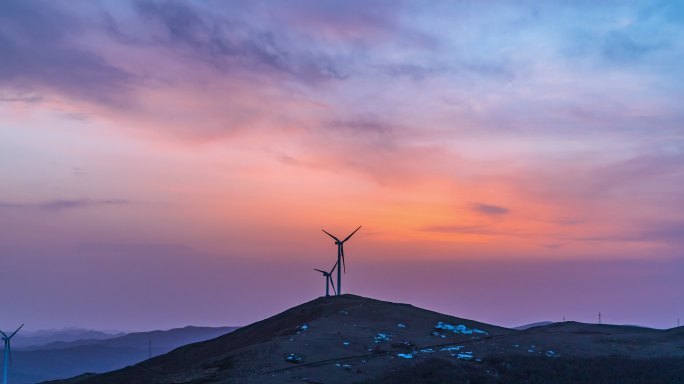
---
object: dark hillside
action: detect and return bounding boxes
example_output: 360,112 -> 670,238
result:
48,295 -> 684,384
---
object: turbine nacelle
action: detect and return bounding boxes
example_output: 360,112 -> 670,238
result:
314,268 -> 331,277
0,324 -> 22,341
314,264 -> 337,296
1,323 -> 23,378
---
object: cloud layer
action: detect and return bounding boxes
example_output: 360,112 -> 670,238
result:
1,0 -> 683,329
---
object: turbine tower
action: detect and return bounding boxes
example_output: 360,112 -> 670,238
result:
1,324 -> 24,384
314,262 -> 337,297
321,226 -> 361,296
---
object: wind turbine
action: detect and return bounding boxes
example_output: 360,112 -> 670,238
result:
314,261 -> 338,297
321,226 -> 361,296
1,324 -> 24,384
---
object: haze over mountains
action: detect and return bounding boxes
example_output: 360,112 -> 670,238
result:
4,326 -> 237,383
12,329 -> 122,350
48,295 -> 684,384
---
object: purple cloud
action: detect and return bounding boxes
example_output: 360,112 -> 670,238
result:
75,242 -> 193,255
591,154 -> 684,192
578,220 -> 684,246
472,203 -> 509,216
419,223 -> 503,235
131,0 -> 347,82
0,0 -> 134,105
0,199 -> 130,212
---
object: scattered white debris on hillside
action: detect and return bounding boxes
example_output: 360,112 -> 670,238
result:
440,345 -> 464,351
546,350 -> 556,357
373,333 -> 392,343
434,322 -> 488,335
397,323 -> 406,328
391,344 -> 479,360
286,353 -> 303,364
342,341 -> 350,346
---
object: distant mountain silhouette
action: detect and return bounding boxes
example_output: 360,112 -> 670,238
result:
13,329 -> 122,349
24,326 -> 236,352
46,295 -> 684,384
5,326 -> 237,383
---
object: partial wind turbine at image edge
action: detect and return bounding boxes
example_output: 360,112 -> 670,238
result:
321,226 -> 361,296
1,324 -> 24,384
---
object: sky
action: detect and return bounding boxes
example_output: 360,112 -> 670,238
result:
1,0 -> 683,331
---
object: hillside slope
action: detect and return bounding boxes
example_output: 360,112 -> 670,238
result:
49,295 -> 684,384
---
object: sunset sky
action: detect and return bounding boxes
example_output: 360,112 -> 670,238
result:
1,0 -> 683,331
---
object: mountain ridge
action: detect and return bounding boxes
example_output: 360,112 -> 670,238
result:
6,326 -> 237,383
26,325 -> 237,351
47,294 -> 684,383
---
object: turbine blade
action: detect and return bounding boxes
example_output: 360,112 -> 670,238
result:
342,248 -> 346,273
342,226 -> 362,242
321,229 -> 340,242
9,324 -> 24,339
329,260 -> 338,274
0,330 -> 7,338
314,268 -> 326,274
329,276 -> 336,294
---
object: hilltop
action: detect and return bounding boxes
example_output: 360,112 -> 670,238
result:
49,295 -> 684,384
